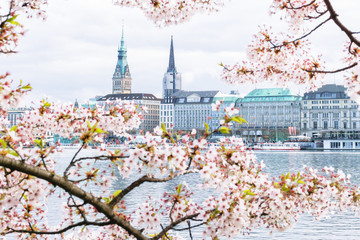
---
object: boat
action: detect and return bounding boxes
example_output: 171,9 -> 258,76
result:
250,142 -> 300,151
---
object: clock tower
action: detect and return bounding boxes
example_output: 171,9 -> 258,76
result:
112,27 -> 132,94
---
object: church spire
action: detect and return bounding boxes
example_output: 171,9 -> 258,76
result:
167,35 -> 177,73
163,36 -> 182,100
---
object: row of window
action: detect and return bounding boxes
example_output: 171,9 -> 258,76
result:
305,112 -> 358,118
304,121 -> 357,129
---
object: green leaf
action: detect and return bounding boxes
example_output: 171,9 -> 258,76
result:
8,150 -> 19,157
95,128 -> 107,134
204,122 -> 209,134
10,125 -> 17,132
7,15 -> 20,26
297,180 -> 305,184
161,122 -> 166,132
219,126 -> 230,134
230,116 -> 248,124
297,171 -> 300,179
176,184 -> 183,194
243,189 -> 256,196
113,190 -> 122,198
286,172 -> 290,179
22,193 -> 28,201
21,85 -> 32,90
34,139 -> 43,149
0,139 -> 7,149
86,120 -> 91,129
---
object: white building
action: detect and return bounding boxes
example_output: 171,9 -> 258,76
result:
172,91 -> 220,132
97,93 -> 161,132
301,84 -> 360,139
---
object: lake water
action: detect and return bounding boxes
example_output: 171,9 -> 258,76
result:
46,150 -> 360,239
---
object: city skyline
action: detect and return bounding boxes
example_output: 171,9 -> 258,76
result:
0,0 -> 358,105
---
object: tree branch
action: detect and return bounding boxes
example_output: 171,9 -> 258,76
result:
9,220 -> 112,235
0,155 -> 148,240
305,62 -> 358,73
151,213 -> 200,240
108,171 -> 196,209
323,0 -> 360,47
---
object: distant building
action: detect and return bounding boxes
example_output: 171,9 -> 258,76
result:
235,88 -> 301,142
112,27 -> 131,94
163,36 -> 182,102
160,102 -> 174,130
172,90 -> 220,132
6,107 -> 31,127
301,84 -> 360,139
160,36 -> 182,130
97,93 -> 161,132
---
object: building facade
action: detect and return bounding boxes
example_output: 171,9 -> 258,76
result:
6,107 -> 31,128
301,84 -> 360,139
97,93 -> 160,132
235,88 -> 301,142
112,28 -> 132,94
163,36 -> 182,102
172,91 -> 220,132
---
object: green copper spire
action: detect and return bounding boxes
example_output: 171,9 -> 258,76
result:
117,25 -> 128,75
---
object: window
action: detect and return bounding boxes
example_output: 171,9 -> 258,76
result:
333,113 -> 340,118
344,122 -> 347,129
353,112 -> 357,117
304,113 -> 307,118
334,121 -> 339,128
312,113 -> 318,118
353,122 -> 357,129
323,113 -> 329,118
313,122 -> 318,129
303,122 -> 307,129
344,112 -> 347,117
323,121 -> 328,129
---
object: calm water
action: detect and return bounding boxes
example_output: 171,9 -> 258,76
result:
46,150 -> 360,239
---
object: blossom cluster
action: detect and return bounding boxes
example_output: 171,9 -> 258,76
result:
0,73 -> 31,115
114,0 -> 226,26
0,0 -> 47,54
222,26 -> 325,91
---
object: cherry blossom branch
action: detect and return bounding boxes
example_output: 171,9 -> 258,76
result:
0,155 -> 148,240
324,0 -> 360,47
63,142 -> 85,178
271,17 -> 331,49
108,171 -> 196,208
305,62 -> 358,73
285,0 -> 316,10
151,213 -> 200,240
8,220 -> 112,235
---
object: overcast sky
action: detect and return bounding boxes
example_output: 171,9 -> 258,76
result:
0,0 -> 358,105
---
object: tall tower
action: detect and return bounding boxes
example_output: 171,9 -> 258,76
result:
112,27 -> 132,94
163,36 -> 182,102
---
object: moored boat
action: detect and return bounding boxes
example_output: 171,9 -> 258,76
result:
251,142 -> 300,151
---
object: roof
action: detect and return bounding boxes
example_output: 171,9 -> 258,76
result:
172,90 -> 220,98
172,90 -> 220,104
303,84 -> 349,100
246,88 -> 292,97
97,93 -> 161,101
213,93 -> 242,103
239,88 -> 301,103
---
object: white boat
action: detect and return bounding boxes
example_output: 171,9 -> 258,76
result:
251,142 -> 300,151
